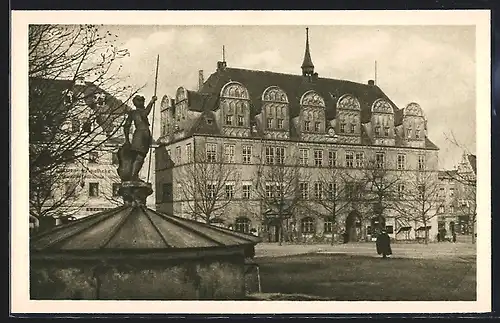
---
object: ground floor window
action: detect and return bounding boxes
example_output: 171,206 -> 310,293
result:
235,217 -> 251,233
301,217 -> 315,234
324,216 -> 334,233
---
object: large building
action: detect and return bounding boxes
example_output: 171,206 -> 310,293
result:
155,29 -> 440,243
437,154 -> 477,241
29,77 -> 157,225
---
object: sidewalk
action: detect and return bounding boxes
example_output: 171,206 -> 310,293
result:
254,242 -> 476,260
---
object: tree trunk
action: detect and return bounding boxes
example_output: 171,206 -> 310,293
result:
278,222 -> 283,246
471,220 -> 475,244
423,218 -> 428,244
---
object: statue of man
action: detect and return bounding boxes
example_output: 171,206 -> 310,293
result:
122,95 -> 157,182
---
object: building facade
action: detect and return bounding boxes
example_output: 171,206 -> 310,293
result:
155,30 -> 440,243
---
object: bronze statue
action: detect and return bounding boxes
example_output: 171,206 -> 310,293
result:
117,95 -> 157,182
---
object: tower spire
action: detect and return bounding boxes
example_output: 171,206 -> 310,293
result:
301,27 -> 315,77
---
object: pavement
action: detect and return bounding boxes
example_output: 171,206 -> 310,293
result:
254,242 -> 476,260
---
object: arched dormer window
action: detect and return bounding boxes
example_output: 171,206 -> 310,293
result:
336,94 -> 361,136
403,102 -> 425,142
300,90 -> 325,134
262,86 -> 289,131
371,99 -> 395,138
175,87 -> 189,122
160,94 -> 173,136
220,81 -> 250,128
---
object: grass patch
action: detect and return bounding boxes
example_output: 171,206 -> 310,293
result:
256,253 -> 476,301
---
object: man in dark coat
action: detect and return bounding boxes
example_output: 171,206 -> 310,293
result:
376,229 -> 392,258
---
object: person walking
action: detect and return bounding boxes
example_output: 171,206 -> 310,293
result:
376,229 -> 392,259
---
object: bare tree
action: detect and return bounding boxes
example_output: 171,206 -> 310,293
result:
394,171 -> 441,244
454,177 -> 477,244
253,145 -> 306,246
177,150 -> 241,225
29,24 -> 142,220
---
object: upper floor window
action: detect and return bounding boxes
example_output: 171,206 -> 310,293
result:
186,144 -> 192,162
89,151 -> 98,164
304,121 -> 311,132
340,123 -> 346,133
406,128 -> 412,139
345,152 -> 354,168
277,119 -> 284,129
267,118 -> 273,129
397,154 -> 406,170
350,123 -> 356,133
176,146 -> 181,164
314,122 -> 321,132
355,152 -> 364,168
416,125 -> 421,139
242,145 -> 252,164
374,125 -> 381,136
225,183 -> 234,199
300,149 -> 309,166
225,115 -> 233,126
299,182 -> 309,199
242,184 -> 251,199
376,152 -> 385,169
418,155 -> 425,171
328,182 -> 337,199
206,143 -> 217,163
224,144 -> 235,163
237,115 -> 244,127
438,205 -> 445,213
265,146 -> 274,165
314,182 -> 323,200
314,150 -> 323,167
397,184 -> 405,199
328,151 -> 337,167
384,126 -> 390,136
449,187 -> 455,198
275,147 -> 285,164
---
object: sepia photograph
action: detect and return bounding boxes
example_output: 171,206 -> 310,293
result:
11,10 -> 491,314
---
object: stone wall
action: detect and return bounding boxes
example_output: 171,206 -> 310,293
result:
30,255 -> 246,300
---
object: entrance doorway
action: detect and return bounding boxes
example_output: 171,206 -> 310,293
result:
345,211 -> 361,242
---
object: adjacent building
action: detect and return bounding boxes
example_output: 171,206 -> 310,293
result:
155,29 -> 441,243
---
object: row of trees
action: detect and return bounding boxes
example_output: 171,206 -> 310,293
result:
176,146 -> 446,245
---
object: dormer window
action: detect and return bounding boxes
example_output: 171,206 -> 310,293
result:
206,117 -> 213,125
314,122 -> 321,132
384,126 -> 390,136
267,118 -> 273,129
374,125 -> 380,136
278,119 -> 284,129
304,121 -> 311,132
407,128 -> 412,138
237,115 -> 244,127
340,123 -> 345,133
225,115 -> 233,126
415,125 -> 421,139
350,124 -> 355,133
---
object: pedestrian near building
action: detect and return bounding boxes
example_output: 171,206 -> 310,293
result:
376,229 -> 392,259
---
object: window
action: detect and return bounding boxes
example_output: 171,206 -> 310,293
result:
162,183 -> 173,201
345,152 -> 354,168
345,183 -> 354,199
350,123 -> 356,133
89,182 -> 99,197
314,182 -> 323,200
439,187 -> 445,198
206,118 -> 213,125
275,147 -> 285,164
340,123 -> 346,133
112,183 -> 121,197
328,151 -> 337,167
207,184 -> 216,198
265,147 -> 274,165
225,184 -> 234,199
376,152 -> 385,169
304,121 -> 311,132
418,155 -> 425,170
397,184 -> 405,199
314,121 -> 321,132
450,205 -> 454,213
235,217 -> 251,233
277,119 -> 284,129
64,182 -> 76,198
242,184 -> 251,199
449,187 -> 455,198
416,126 -> 421,139
418,184 -> 425,199
328,182 -> 337,199
438,205 -> 445,213
384,127 -> 390,136
324,216 -> 334,233
186,144 -> 192,162
314,149 -> 323,167
267,118 -> 273,129
225,115 -> 233,126
301,217 -> 315,233
111,152 -> 119,165
71,118 -> 80,133
242,145 -> 252,164
374,125 -> 380,136
300,149 -> 309,166
355,152 -> 364,168
176,146 -> 181,164
299,182 -> 309,199
407,128 -> 412,138
265,183 -> 273,198
237,115 -> 244,127
224,144 -> 235,163
206,143 -> 217,162
89,151 -> 98,163
385,225 -> 394,234
397,154 -> 406,170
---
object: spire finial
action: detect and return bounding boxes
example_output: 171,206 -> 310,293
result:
301,27 -> 314,77
222,45 -> 225,62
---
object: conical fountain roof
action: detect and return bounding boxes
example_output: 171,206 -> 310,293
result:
30,205 -> 261,260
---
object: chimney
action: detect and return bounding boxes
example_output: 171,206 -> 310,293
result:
217,61 -> 227,72
368,80 -> 375,86
312,72 -> 319,82
198,70 -> 204,91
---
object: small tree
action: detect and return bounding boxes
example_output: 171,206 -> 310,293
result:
177,149 -> 241,225
254,145 -> 305,246
395,171 -> 441,244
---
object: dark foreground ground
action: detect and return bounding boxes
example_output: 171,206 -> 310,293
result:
252,253 -> 476,301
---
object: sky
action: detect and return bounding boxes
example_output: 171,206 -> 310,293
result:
100,25 -> 476,170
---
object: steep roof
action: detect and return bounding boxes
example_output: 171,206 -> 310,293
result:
197,67 -> 401,124
467,154 -> 477,174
